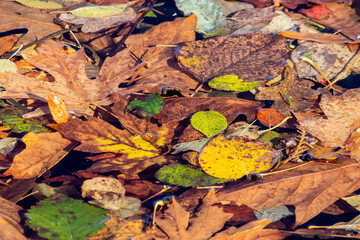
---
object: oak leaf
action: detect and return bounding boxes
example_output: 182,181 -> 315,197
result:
155,188 -> 233,240
0,40 -> 134,113
59,117 -> 168,176
176,33 -> 288,82
217,159 -> 360,227
3,132 -> 72,179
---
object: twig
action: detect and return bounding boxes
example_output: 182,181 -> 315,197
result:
283,126 -> 313,164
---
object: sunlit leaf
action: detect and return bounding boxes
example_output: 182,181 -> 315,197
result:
191,110 -> 227,138
48,94 -> 69,124
209,75 -> 260,92
199,135 -> 278,179
257,108 -> 286,127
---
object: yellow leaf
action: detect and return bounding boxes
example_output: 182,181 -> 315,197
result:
199,135 -> 278,179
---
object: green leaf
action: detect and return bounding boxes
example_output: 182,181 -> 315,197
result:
26,195 -> 108,240
175,0 -> 226,35
209,75 -> 260,92
67,4 -> 129,18
155,164 -> 228,187
145,10 -> 157,18
0,112 -> 50,133
191,110 -> 227,138
126,94 -> 164,119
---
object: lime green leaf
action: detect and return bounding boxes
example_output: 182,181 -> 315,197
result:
191,110 -> 227,138
209,75 -> 260,92
14,0 -> 84,9
0,112 -> 50,133
126,94 -> 164,119
175,0 -> 226,35
199,135 -> 278,179
155,164 -> 228,187
26,195 -> 108,240
145,10 -> 157,18
67,4 -> 129,18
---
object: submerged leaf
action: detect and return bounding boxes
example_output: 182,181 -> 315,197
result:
155,164 -> 228,187
191,110 -> 227,138
126,94 -> 164,119
209,75 -> 260,92
199,135 -> 278,179
26,195 -> 108,240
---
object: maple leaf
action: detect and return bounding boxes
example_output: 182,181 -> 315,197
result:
0,40 -> 134,113
58,117 -> 168,176
0,2 -> 61,46
216,159 -> 360,227
3,132 -> 72,179
155,188 -> 233,240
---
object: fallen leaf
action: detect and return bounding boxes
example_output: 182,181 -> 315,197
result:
0,40 -> 134,113
217,159 -> 360,227
175,0 -> 226,35
191,110 -> 228,138
0,2 -> 61,46
295,88 -> 360,147
257,108 -> 286,127
126,94 -> 164,119
59,117 -> 168,176
199,135 -> 278,179
278,31 -> 354,44
14,0 -> 85,9
59,5 -> 137,33
155,188 -> 233,240
343,128 -> 360,161
0,196 -> 26,240
115,14 -> 198,96
3,132 -> 72,179
176,33 -> 288,82
208,75 -> 260,92
48,94 -> 69,124
0,35 -> 18,56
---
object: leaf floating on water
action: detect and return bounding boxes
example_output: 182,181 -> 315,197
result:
126,94 -> 164,119
209,75 -> 260,92
191,110 -> 227,138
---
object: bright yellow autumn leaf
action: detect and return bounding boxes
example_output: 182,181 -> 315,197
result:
199,135 -> 278,179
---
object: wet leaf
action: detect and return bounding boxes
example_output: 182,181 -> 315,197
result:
48,94 -> 69,124
155,164 -> 228,187
209,75 -> 260,92
177,34 -> 288,82
191,110 -> 227,138
0,196 -> 26,240
175,0 -> 226,35
59,117 -> 168,176
14,0 -> 85,9
257,108 -> 286,127
126,94 -> 164,119
217,159 -> 360,227
26,194 -> 108,240
155,188 -> 233,240
199,135 -> 278,179
3,132 -> 72,179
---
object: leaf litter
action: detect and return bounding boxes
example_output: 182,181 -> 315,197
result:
0,0 -> 360,239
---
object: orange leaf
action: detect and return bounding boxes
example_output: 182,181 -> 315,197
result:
48,94 -> 69,124
257,108 -> 285,127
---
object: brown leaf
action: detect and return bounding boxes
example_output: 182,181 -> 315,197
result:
155,188 -> 233,240
176,34 -> 288,82
0,35 -> 17,56
0,2 -> 61,46
299,2 -> 360,42
278,31 -> 355,44
114,14 -> 199,96
217,159 -> 360,227
0,196 -> 26,240
3,132 -> 72,179
210,219 -> 291,240
0,40 -> 134,113
294,89 -> 360,147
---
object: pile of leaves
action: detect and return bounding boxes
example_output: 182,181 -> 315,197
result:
1,0 -> 360,239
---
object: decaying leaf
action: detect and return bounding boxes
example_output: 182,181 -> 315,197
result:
59,117 -> 168,176
208,75 -> 260,92
217,159 -> 360,227
13,0 -> 85,9
3,132 -> 72,179
0,40 -> 134,114
155,188 -> 233,240
176,33 -> 288,82
126,94 -> 164,119
59,5 -> 137,33
0,196 -> 26,240
295,88 -> 360,147
199,135 -> 278,179
0,35 -> 18,56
